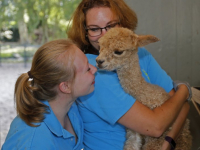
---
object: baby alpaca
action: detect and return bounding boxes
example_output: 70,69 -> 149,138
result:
96,27 -> 192,150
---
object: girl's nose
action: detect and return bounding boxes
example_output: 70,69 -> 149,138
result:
90,64 -> 97,74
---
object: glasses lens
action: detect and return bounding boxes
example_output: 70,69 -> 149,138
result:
86,22 -> 119,37
106,22 -> 119,30
88,28 -> 101,37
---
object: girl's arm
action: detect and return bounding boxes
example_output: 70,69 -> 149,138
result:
117,84 -> 189,137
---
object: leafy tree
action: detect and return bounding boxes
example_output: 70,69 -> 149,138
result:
0,0 -> 81,44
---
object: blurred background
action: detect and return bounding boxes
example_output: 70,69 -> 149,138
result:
0,0 -> 81,66
126,0 -> 200,87
0,0 -> 200,149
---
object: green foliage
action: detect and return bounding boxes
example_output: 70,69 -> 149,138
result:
0,53 -> 13,58
0,0 -> 81,43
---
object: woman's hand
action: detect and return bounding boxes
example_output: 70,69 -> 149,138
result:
161,141 -> 171,150
173,81 -> 192,101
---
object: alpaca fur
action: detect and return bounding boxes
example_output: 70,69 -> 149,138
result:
96,27 -> 192,150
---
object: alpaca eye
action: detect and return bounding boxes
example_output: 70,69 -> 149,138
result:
114,51 -> 124,55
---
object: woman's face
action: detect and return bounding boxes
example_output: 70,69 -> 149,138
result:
85,7 -> 119,51
73,46 -> 97,98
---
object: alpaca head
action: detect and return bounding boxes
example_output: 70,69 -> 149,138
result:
96,27 -> 159,71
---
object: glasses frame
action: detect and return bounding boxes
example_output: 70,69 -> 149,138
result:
85,22 -> 120,37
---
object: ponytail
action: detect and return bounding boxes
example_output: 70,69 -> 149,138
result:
15,73 -> 49,127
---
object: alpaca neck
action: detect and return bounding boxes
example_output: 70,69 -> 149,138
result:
116,54 -> 147,97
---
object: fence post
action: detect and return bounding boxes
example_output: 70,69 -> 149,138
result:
0,44 -> 1,67
23,43 -> 27,68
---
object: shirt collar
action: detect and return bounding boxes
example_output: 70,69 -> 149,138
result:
42,101 -> 74,138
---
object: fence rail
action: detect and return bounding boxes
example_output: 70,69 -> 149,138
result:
0,43 -> 40,67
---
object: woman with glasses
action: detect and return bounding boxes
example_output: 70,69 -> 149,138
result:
67,0 -> 191,150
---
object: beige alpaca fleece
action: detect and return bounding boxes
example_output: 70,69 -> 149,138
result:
96,27 -> 192,150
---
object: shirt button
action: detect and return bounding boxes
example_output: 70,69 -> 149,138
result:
71,138 -> 73,141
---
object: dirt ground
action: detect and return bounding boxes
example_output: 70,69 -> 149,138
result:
0,63 -> 30,148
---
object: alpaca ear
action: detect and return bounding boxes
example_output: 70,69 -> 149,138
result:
59,82 -> 72,94
136,35 -> 159,47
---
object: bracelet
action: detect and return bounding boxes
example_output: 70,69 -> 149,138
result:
173,81 -> 192,101
165,136 -> 176,150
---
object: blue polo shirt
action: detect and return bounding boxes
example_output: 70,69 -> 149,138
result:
2,101 -> 84,150
77,48 -> 173,150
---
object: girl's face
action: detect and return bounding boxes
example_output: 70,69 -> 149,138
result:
85,7 -> 119,51
73,46 -> 97,98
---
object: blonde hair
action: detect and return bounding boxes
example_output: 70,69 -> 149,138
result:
67,0 -> 138,54
15,39 -> 76,127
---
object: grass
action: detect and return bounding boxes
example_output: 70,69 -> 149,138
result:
0,45 -> 38,63
0,53 -> 13,58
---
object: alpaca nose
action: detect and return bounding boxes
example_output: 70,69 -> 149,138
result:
96,59 -> 105,65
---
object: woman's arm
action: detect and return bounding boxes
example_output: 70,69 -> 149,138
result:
161,101 -> 190,150
161,89 -> 190,150
117,84 -> 189,137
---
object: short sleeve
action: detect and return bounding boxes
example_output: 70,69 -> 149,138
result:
138,48 -> 173,93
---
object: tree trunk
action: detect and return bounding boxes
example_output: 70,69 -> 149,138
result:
18,19 -> 30,44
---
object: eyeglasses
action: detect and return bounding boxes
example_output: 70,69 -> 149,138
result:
85,22 -> 120,37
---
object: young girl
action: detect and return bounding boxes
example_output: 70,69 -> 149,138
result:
2,39 -> 97,150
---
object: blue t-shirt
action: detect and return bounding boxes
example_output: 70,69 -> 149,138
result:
2,101 -> 84,150
77,48 -> 173,150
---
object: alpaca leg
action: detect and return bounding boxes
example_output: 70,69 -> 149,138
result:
124,129 -> 142,150
142,135 -> 164,150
